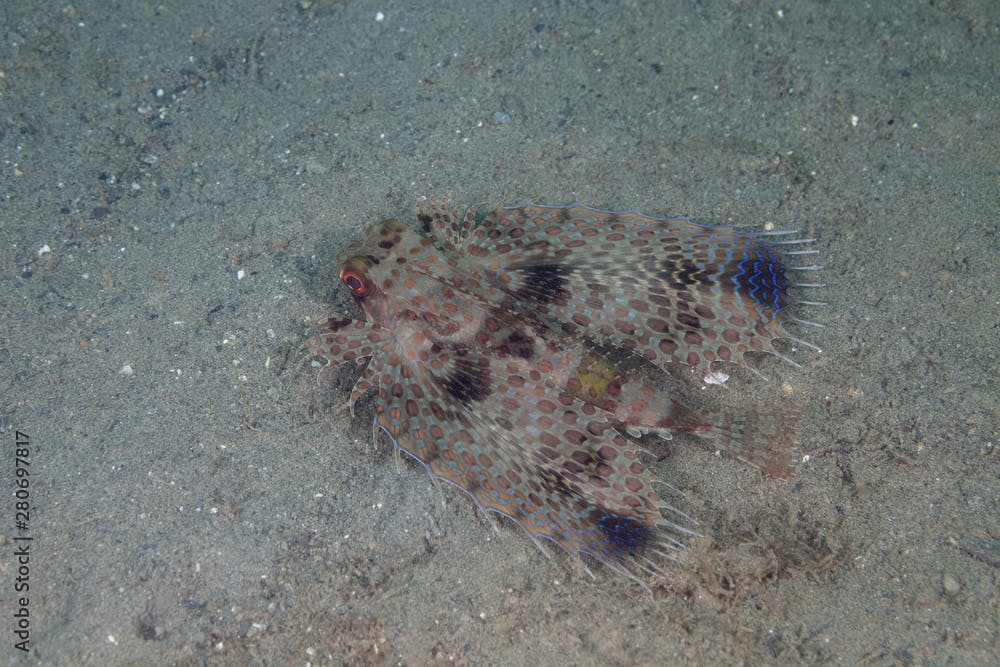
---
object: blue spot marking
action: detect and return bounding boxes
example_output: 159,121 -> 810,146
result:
595,513 -> 649,554
733,243 -> 787,319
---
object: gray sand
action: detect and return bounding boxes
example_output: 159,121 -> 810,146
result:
1,1 -> 996,664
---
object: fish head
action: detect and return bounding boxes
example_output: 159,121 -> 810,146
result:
337,218 -> 446,330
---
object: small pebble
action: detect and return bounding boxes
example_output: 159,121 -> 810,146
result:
941,573 -> 961,597
703,371 -> 729,386
118,364 -> 134,377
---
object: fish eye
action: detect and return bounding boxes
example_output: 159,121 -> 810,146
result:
340,268 -> 370,296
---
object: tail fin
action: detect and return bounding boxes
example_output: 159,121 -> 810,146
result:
610,387 -> 802,480
684,401 -> 802,479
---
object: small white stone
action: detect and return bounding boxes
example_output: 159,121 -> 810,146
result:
236,269 -> 245,280
704,371 -> 730,386
118,364 -> 134,376
37,244 -> 51,256
375,11 -> 385,22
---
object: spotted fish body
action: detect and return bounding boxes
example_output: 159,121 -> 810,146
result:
304,201 -> 817,582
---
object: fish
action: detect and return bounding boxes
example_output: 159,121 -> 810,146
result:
302,199 -> 820,583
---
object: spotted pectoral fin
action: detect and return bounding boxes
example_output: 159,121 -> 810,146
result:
373,342 -> 690,581
462,204 -> 817,374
